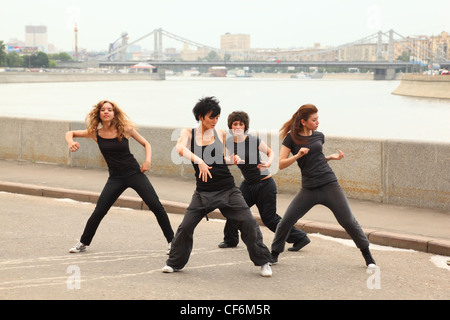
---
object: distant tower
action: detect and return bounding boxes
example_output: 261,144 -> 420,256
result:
74,24 -> 78,60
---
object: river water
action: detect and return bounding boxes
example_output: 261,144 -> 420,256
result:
0,77 -> 449,143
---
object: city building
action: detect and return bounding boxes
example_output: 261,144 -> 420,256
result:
431,31 -> 449,61
25,25 -> 48,53
220,33 -> 250,51
338,43 -> 388,62
180,43 -> 210,61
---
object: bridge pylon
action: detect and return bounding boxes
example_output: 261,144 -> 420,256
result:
154,28 -> 163,60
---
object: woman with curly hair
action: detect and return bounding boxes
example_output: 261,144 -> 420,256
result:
271,104 -> 376,267
65,100 -> 174,254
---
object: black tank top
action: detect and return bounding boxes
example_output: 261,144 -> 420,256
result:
226,134 -> 271,185
191,128 -> 235,192
96,131 -> 141,177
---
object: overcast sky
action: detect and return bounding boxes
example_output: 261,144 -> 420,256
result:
1,0 -> 449,52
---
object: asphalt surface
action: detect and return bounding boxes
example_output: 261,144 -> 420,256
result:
0,159 -> 449,301
1,159 -> 449,252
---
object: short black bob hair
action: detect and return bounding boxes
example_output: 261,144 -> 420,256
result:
192,96 -> 221,121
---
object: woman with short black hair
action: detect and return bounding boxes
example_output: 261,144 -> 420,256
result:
163,97 -> 273,277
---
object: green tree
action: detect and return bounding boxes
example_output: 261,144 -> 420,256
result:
204,51 -> 221,62
48,52 -> 72,61
397,51 -> 411,62
0,41 -> 6,66
6,51 -> 24,67
24,52 -> 49,68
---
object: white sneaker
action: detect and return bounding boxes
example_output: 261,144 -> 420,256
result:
260,262 -> 272,277
166,242 -> 171,255
162,265 -> 180,273
69,242 -> 87,253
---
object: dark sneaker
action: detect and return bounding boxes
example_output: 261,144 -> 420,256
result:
218,242 -> 237,248
270,251 -> 279,265
361,247 -> 376,266
288,236 -> 311,251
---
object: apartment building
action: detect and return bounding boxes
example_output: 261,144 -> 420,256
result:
25,25 -> 48,53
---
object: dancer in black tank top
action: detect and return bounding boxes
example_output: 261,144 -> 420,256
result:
163,97 -> 273,277
218,111 -> 309,251
65,100 -> 174,254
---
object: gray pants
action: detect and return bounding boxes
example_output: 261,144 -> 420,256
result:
272,181 -> 370,253
166,186 -> 272,270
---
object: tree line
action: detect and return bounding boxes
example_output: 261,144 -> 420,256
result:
0,41 -> 72,68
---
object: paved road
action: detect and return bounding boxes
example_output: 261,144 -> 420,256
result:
1,192 -> 449,301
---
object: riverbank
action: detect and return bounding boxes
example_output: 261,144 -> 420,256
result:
0,72 -> 165,83
392,74 -> 450,99
1,71 -> 398,83
245,72 -> 386,80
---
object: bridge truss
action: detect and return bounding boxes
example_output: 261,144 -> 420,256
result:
103,28 -> 449,65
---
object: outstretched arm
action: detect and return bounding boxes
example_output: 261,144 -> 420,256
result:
325,150 -> 344,162
65,130 -> 93,152
278,145 -> 309,170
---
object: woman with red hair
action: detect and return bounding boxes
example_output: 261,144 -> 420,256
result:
271,104 -> 376,268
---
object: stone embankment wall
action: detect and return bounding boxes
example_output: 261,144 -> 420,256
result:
392,74 -> 450,99
1,117 -> 449,212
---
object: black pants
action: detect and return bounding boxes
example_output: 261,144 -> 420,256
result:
80,172 -> 174,246
222,177 -> 307,246
272,181 -> 370,254
166,186 -> 272,270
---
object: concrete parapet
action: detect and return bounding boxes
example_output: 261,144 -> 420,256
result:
0,117 -> 69,164
0,116 -> 449,211
383,140 -> 450,211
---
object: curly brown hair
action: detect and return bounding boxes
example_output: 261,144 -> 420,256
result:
85,100 -> 135,141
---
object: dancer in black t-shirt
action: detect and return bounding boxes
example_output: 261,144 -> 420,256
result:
271,104 -> 376,267
66,100 -> 174,254
218,111 -> 310,252
163,97 -> 273,277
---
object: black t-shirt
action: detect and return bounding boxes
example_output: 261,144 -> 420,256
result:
282,131 -> 337,188
226,134 -> 270,185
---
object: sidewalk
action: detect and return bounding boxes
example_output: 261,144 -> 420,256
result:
0,159 -> 449,256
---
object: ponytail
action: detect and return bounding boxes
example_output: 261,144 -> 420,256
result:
279,104 -> 318,144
